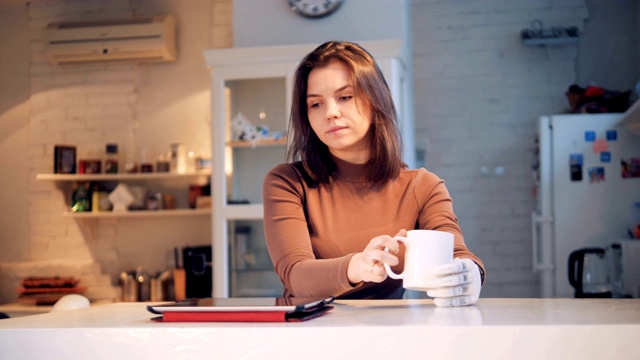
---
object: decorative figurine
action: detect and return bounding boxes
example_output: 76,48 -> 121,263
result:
108,183 -> 135,212
231,112 -> 268,148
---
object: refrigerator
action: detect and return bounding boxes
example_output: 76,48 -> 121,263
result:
532,113 -> 640,298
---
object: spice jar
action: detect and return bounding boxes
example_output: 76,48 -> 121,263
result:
104,144 -> 119,174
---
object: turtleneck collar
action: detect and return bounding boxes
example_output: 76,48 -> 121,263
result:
332,155 -> 369,183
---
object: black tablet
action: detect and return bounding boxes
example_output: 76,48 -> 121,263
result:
147,296 -> 334,314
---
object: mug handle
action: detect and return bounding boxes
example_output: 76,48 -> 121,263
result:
384,236 -> 406,279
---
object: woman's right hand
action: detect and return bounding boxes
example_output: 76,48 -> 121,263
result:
347,229 -> 405,284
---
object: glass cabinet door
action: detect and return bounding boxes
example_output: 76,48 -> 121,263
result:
223,77 -> 288,297
224,77 -> 288,204
228,219 -> 282,297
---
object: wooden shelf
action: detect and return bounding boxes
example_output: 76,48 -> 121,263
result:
226,138 -> 287,148
36,170 -> 211,181
63,208 -> 211,218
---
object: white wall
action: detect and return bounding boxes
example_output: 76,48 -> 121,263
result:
576,0 -> 640,90
233,0 -> 408,48
413,0 -> 637,298
412,0 -> 598,297
0,1 -> 30,264
132,0 -> 214,159
233,0 -> 417,161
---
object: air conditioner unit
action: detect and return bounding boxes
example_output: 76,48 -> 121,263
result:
44,16 -> 177,65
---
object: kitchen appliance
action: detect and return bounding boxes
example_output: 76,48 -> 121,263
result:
568,247 -> 612,298
610,239 -> 640,298
183,245 -> 212,299
532,113 -> 640,298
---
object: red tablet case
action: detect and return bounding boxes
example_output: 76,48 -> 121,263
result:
150,305 -> 333,323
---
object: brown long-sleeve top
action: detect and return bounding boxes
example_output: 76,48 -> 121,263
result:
262,159 -> 485,299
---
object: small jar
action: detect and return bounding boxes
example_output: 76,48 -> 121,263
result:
156,154 -> 170,173
104,144 -> 119,174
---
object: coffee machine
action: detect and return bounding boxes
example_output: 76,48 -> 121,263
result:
182,245 -> 212,299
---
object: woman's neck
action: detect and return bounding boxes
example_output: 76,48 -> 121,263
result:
331,155 -> 368,182
329,147 -> 370,165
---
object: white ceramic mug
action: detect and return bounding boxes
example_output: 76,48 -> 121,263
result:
384,229 -> 454,291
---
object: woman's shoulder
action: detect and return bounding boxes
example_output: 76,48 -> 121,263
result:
267,162 -> 305,177
265,162 -> 300,183
399,167 -> 443,184
396,167 -> 448,203
267,162 -> 297,176
265,162 -> 316,187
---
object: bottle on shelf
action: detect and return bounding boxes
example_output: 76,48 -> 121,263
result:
170,143 -> 187,173
186,150 -> 197,173
104,143 -> 119,174
125,146 -> 139,174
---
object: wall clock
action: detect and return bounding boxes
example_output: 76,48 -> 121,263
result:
288,0 -> 344,19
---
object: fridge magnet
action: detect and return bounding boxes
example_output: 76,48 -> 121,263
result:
606,130 -> 617,141
592,138 -> 608,153
584,131 -> 596,142
54,145 -> 76,174
569,154 -> 583,181
621,157 -> 640,178
600,152 -> 611,163
588,167 -> 605,183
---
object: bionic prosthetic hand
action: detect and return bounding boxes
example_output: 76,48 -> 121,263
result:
425,258 -> 482,307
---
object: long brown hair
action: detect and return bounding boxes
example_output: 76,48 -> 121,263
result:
287,41 -> 405,189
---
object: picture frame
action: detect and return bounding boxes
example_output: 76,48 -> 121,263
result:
54,145 -> 76,174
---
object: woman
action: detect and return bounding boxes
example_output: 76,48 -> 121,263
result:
263,41 -> 485,307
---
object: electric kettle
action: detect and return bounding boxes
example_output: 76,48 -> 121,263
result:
568,247 -> 612,298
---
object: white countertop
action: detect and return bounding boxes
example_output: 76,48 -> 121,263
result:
0,303 -> 53,317
0,299 -> 114,318
0,298 -> 638,359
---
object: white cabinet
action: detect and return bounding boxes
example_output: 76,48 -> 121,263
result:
204,40 -> 413,297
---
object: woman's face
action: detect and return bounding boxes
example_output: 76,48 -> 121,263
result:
306,60 -> 372,164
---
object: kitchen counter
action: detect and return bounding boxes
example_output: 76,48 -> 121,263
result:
0,298 -> 638,359
0,303 -> 53,317
0,299 -> 114,318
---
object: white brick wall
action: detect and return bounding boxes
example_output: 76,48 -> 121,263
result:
19,0 -> 138,302
412,0 -> 589,297
0,0 -> 232,304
